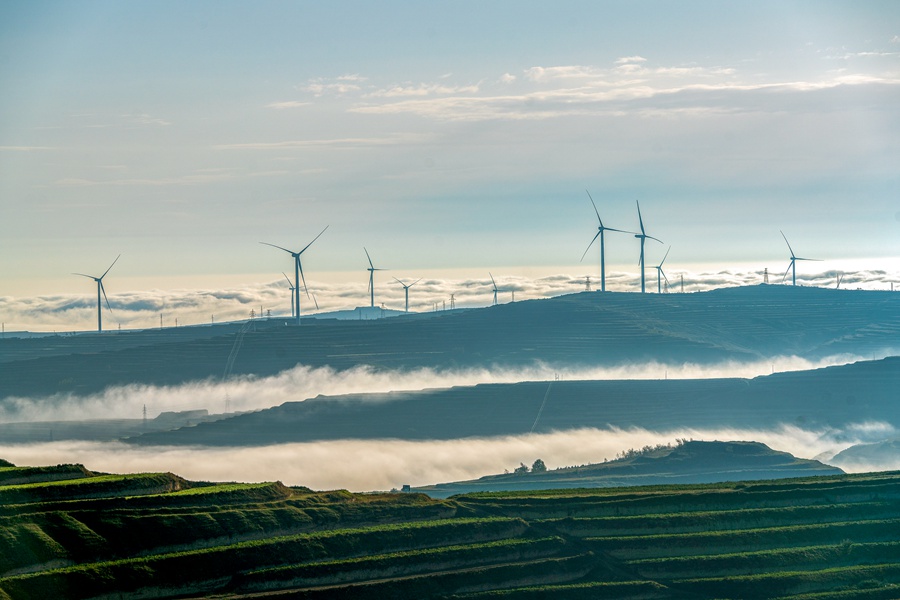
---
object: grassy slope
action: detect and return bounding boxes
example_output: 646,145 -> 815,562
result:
3,464 -> 900,598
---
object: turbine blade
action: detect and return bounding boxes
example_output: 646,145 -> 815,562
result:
312,293 -> 319,311
585,190 -> 601,222
636,200 -> 646,235
604,227 -> 634,234
100,281 -> 112,313
393,277 -> 405,285
782,261 -> 793,282
659,245 -> 671,268
580,231 -> 602,262
662,270 -> 670,285
100,254 -> 120,280
364,247 -> 374,269
647,235 -> 664,244
260,241 -> 294,255
72,273 -> 96,280
298,260 -> 311,299
780,231 -> 795,258
298,225 -> 329,255
489,272 -> 496,287
282,272 -> 293,287
410,278 -> 421,287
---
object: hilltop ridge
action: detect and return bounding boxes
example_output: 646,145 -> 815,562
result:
2,285 -> 898,399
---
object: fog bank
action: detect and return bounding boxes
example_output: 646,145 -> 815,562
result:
0,422 -> 889,492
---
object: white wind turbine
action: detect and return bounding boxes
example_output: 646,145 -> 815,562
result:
580,190 -> 633,292
73,255 -> 120,332
260,225 -> 328,325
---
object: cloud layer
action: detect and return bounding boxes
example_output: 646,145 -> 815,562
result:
0,422 -> 889,492
3,266 -> 897,333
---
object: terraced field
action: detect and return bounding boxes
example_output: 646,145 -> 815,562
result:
3,460 -> 900,599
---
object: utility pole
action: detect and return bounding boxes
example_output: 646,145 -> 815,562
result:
160,314 -> 163,328
450,294 -> 456,310
585,276 -> 591,292
764,268 -> 769,284
680,274 -> 684,293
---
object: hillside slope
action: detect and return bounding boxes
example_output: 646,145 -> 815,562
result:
414,441 -> 844,497
128,356 -> 900,446
2,286 -> 898,399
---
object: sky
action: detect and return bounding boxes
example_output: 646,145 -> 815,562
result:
1,1 -> 899,330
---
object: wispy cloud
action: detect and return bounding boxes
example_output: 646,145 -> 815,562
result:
265,101 -> 311,109
52,169 -> 288,187
214,133 -> 428,151
0,146 -> 55,151
338,58 -> 899,122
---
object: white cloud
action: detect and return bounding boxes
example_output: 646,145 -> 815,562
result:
266,101 -> 311,109
214,133 -> 426,151
616,55 -> 648,65
366,83 -> 480,98
499,73 -> 516,84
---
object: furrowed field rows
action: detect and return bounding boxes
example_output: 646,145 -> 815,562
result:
0,518 -> 528,600
232,536 -> 568,592
628,541 -> 900,580
586,519 -> 900,560
540,501 -> 900,537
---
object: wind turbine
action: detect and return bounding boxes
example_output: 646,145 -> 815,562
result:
655,246 -> 671,294
489,273 -> 500,305
393,277 -> 421,312
634,201 -> 663,293
780,231 -> 820,286
260,225 -> 328,325
365,248 -> 386,308
73,254 -> 120,332
580,190 -> 632,292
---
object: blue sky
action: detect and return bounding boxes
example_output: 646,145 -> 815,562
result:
1,1 -> 898,318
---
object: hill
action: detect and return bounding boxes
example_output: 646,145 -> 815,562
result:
414,441 -> 844,497
127,356 -> 900,446
2,286 -> 898,399
3,458 -> 900,599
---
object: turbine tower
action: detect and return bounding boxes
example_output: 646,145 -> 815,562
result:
73,254 -> 120,332
365,248 -> 385,308
393,277 -> 421,312
780,231 -> 820,286
655,246 -> 671,294
260,225 -> 328,325
580,190 -> 632,292
489,273 -> 500,305
282,272 -> 296,318
634,201 -> 663,293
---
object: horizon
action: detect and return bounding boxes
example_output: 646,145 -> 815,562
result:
2,257 -> 899,333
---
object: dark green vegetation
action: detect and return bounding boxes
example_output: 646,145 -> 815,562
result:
3,460 -> 900,599
127,355 -> 900,445
2,286 -> 898,399
414,441 -> 844,497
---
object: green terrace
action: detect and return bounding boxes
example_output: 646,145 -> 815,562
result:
3,462 -> 900,598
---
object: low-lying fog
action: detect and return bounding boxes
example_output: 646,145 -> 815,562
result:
0,423 -> 894,492
0,354 -> 876,423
